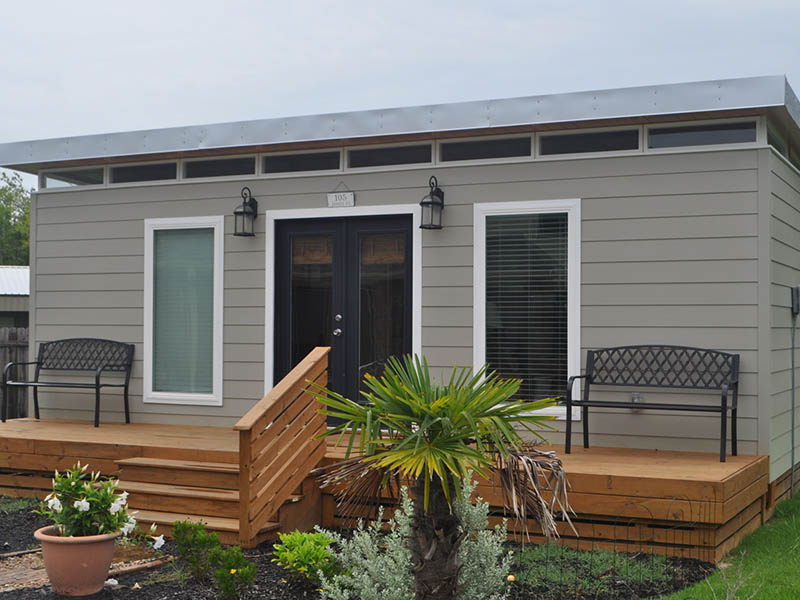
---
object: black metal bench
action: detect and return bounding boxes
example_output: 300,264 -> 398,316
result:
565,345 -> 740,462
1,338 -> 134,427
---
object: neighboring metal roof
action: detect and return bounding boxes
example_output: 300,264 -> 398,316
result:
0,266 -> 29,296
0,75 -> 797,168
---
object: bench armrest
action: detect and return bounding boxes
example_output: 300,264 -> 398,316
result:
3,361 -> 40,384
566,374 -> 586,403
94,363 -> 121,386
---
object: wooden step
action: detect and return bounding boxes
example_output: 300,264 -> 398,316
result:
121,478 -> 305,520
120,480 -> 240,518
116,457 -> 239,489
132,508 -> 280,547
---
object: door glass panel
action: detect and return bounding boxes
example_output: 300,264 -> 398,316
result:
359,232 -> 407,384
291,234 -> 334,367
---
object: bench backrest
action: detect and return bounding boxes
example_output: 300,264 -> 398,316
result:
585,345 -> 739,392
37,338 -> 134,372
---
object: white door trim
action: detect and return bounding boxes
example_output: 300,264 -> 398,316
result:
264,204 -> 422,395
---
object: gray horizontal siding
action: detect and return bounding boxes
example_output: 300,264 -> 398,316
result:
31,147 -> 763,446
769,152 -> 800,478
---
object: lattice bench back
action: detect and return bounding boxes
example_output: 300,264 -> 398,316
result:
37,338 -> 134,372
585,345 -> 739,391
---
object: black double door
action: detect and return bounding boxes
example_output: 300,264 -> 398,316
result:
274,215 -> 412,403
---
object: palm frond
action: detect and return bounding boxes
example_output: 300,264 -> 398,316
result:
495,443 -> 575,541
316,453 -> 406,524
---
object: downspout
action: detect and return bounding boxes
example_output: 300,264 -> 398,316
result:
791,286 -> 799,497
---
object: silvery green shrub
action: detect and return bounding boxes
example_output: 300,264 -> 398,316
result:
318,479 -> 512,600
454,480 -> 513,600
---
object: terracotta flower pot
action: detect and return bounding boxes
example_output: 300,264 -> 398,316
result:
34,526 -> 120,597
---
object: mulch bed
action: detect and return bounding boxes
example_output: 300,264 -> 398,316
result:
1,499 -> 712,599
0,504 -> 46,554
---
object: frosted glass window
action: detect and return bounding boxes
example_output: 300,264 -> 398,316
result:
152,228 -> 214,393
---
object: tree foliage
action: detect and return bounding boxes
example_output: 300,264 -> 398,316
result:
0,172 -> 31,265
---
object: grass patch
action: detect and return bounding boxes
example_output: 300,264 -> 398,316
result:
514,543 -> 673,598
144,565 -> 190,587
662,492 -> 800,599
0,495 -> 38,512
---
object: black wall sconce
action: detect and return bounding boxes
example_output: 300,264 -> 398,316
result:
419,176 -> 444,230
234,187 -> 258,237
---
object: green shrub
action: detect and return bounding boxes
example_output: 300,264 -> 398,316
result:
172,520 -> 221,580
211,546 -> 257,600
318,478 -> 512,600
272,530 -> 339,586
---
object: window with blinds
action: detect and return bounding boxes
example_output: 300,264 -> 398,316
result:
152,228 -> 215,394
485,212 -> 568,401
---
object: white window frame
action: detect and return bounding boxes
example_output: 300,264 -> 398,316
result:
143,215 -> 225,406
260,148 -> 344,178
345,142 -> 434,173
473,199 -> 581,419
436,133 -> 534,167
535,125 -> 642,160
39,166 -> 107,190
643,117 -> 760,154
109,160 -> 179,186
182,155 -> 258,182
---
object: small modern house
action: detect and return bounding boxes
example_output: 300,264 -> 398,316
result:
0,75 -> 798,558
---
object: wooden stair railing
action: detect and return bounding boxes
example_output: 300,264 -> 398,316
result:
233,346 -> 330,547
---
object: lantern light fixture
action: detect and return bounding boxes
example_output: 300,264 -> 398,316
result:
233,187 -> 258,237
419,176 -> 444,230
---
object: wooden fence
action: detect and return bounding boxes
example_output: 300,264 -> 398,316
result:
0,327 -> 28,418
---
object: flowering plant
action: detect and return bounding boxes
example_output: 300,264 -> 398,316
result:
36,462 -> 137,538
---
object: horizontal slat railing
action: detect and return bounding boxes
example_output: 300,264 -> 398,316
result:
234,346 -> 329,546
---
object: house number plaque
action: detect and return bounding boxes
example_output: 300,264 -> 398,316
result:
327,191 -> 355,207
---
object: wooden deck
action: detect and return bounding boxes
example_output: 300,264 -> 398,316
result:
0,417 -> 770,562
322,442 -> 770,562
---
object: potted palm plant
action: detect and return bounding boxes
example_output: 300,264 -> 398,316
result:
34,462 -> 157,596
314,355 -> 573,600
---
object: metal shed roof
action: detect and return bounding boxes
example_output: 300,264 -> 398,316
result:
0,75 -> 798,169
0,266 -> 30,296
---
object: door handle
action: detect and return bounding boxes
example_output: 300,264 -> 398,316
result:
332,328 -> 342,337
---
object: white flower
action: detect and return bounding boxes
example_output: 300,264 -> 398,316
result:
149,523 -> 157,533
109,500 -> 123,514
121,516 -> 137,535
47,496 -> 62,513
152,535 -> 165,550
119,491 -> 129,504
73,498 -> 90,512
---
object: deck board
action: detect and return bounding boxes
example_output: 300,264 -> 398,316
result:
0,418 -> 238,465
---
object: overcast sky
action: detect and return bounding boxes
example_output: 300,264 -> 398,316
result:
2,0 -> 799,187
